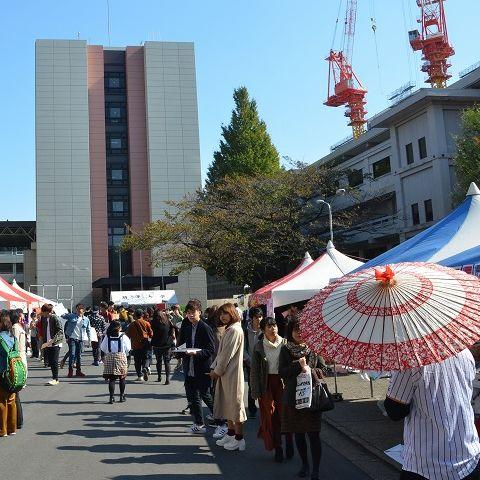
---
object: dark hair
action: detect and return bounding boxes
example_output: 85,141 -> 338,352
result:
100,301 -> 108,309
76,303 -> 85,310
285,316 -> 301,342
260,317 -> 276,331
172,304 -> 180,311
185,299 -> 202,313
134,308 -> 144,319
108,301 -> 115,307
249,307 -> 263,319
152,309 -> 170,326
9,310 -> 20,325
108,320 -> 121,336
217,303 -> 241,326
41,303 -> 54,314
205,306 -> 219,329
0,311 -> 12,333
234,302 -> 238,308
30,311 -> 37,318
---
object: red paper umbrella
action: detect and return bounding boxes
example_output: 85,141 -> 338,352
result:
300,262 -> 480,371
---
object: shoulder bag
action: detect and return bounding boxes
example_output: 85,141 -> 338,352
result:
310,367 -> 335,412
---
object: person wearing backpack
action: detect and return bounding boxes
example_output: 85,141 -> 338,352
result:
100,321 -> 131,404
0,311 -> 22,437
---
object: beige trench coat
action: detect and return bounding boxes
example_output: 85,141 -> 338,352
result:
213,322 -> 247,423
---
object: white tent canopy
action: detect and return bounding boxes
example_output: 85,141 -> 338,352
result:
251,242 -> 363,313
111,290 -> 178,306
270,241 -> 364,309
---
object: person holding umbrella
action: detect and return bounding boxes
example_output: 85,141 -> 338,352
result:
300,263 -> 480,480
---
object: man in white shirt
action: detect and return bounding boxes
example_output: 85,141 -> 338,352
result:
385,349 -> 480,479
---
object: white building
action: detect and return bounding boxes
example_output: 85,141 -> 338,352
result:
314,66 -> 480,259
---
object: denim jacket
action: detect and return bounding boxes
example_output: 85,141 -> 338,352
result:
62,314 -> 91,341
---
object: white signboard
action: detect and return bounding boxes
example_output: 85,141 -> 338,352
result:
110,290 -> 178,306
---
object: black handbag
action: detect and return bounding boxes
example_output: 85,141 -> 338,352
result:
310,368 -> 335,412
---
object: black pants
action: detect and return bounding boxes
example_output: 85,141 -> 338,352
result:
91,340 -> 100,364
400,461 -> 480,479
15,392 -> 23,429
245,366 -> 257,414
45,346 -> 60,380
184,376 -> 214,425
31,337 -> 39,358
153,347 -> 171,379
132,346 -> 151,377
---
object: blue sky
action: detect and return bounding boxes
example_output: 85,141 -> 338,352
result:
1,0 -> 478,220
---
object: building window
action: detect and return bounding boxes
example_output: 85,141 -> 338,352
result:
112,201 -> 124,212
15,263 -> 24,274
110,138 -> 122,150
110,107 -> 121,118
406,143 -> 414,165
418,137 -> 427,159
411,203 -> 420,225
372,157 -> 391,179
348,169 -> 363,187
108,77 -> 120,88
111,169 -> 123,180
424,199 -> 433,222
0,263 -> 13,274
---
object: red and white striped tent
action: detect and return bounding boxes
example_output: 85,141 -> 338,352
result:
0,277 -> 25,308
250,242 -> 363,314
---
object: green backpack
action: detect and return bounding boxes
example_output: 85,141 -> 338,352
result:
0,337 -> 27,393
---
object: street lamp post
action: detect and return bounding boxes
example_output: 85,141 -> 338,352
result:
139,250 -> 144,291
118,248 -> 122,291
316,200 -> 333,243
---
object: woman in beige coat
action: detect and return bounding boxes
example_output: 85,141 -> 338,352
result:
210,303 -> 247,451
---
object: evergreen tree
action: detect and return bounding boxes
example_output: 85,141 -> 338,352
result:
454,106 -> 480,203
206,86 -> 281,188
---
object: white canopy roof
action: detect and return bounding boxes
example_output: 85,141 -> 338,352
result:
111,289 -> 178,306
271,241 -> 364,309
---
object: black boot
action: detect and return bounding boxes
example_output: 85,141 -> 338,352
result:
297,463 -> 309,478
285,435 -> 294,459
119,394 -> 126,403
274,447 -> 283,463
157,376 -> 162,382
109,396 -> 115,404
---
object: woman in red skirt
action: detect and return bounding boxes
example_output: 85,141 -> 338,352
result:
250,317 -> 293,462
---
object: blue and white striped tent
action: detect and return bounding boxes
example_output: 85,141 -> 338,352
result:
359,182 -> 480,274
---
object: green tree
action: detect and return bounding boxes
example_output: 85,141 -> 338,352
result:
122,165 -> 354,290
454,106 -> 480,203
206,86 -> 281,188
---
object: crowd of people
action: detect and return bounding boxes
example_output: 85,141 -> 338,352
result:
2,296 -> 480,480
0,299 -> 325,479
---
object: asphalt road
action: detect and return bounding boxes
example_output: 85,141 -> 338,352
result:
3,350 -> 373,480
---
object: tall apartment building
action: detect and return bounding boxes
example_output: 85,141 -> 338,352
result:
35,39 -> 206,305
314,66 -> 480,260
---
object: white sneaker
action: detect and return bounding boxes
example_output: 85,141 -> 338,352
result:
213,425 -> 228,439
216,434 -> 234,446
46,379 -> 59,386
224,437 -> 246,451
136,376 -> 144,382
185,424 -> 206,434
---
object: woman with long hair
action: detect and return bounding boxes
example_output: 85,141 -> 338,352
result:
100,320 -> 131,403
151,309 -> 175,384
279,316 -> 326,480
210,303 -> 247,451
0,311 -> 16,437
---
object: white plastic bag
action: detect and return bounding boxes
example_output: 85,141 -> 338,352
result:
295,366 -> 312,409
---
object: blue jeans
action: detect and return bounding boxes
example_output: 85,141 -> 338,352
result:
68,338 -> 83,371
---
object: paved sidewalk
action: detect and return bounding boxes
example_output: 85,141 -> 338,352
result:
3,355 -> 374,480
322,372 -> 403,470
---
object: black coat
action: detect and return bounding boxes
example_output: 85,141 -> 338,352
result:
178,319 -> 215,387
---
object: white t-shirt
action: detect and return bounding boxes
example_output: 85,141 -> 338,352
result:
387,349 -> 480,479
70,317 -> 84,341
100,334 -> 131,355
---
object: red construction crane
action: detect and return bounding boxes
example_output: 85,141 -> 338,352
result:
409,0 -> 454,88
325,0 -> 367,139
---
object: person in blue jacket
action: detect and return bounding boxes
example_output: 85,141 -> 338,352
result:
63,304 -> 91,378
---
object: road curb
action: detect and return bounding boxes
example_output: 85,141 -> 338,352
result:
323,414 -> 402,472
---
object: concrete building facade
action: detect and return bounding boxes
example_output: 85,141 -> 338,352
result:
315,67 -> 480,260
35,39 -> 206,305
